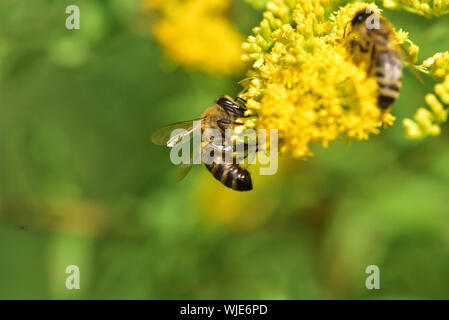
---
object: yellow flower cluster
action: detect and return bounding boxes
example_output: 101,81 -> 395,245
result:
383,0 -> 449,17
239,0 -> 395,158
420,51 -> 449,80
396,27 -> 449,139
403,75 -> 449,138
394,29 -> 420,64
143,0 -> 245,75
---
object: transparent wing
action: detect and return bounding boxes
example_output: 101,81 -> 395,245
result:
151,118 -> 203,147
176,139 -> 203,182
177,163 -> 193,182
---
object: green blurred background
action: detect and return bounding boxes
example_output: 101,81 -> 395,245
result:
1,0 -> 449,299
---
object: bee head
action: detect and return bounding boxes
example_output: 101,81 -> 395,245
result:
351,9 -> 374,26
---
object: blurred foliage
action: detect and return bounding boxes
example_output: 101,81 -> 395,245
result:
244,0 -> 271,9
0,0 -> 449,299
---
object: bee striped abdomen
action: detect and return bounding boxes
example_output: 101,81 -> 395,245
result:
204,159 -> 252,191
375,49 -> 402,109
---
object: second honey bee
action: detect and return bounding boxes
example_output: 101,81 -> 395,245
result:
152,95 -> 254,191
348,9 -> 403,109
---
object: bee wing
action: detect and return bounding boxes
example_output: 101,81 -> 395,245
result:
399,44 -> 424,84
151,118 -> 203,147
177,163 -> 193,182
176,140 -> 203,182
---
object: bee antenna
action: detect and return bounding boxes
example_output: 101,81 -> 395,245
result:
235,97 -> 247,104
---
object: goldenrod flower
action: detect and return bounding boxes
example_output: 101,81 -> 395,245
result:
421,51 -> 449,80
383,0 -> 449,17
144,0 -> 245,75
403,75 -> 449,138
238,1 -> 396,158
396,24 -> 449,139
402,49 -> 449,139
393,29 -> 421,65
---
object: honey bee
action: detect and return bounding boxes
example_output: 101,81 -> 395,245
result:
348,9 -> 403,109
152,95 -> 254,191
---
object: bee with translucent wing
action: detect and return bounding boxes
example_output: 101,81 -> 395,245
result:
152,95 -> 254,191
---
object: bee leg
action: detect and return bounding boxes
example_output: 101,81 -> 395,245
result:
222,105 -> 238,114
217,97 -> 247,116
350,39 -> 369,53
234,97 -> 251,118
247,144 -> 259,153
233,143 -> 259,164
223,105 -> 248,117
217,119 -> 232,132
